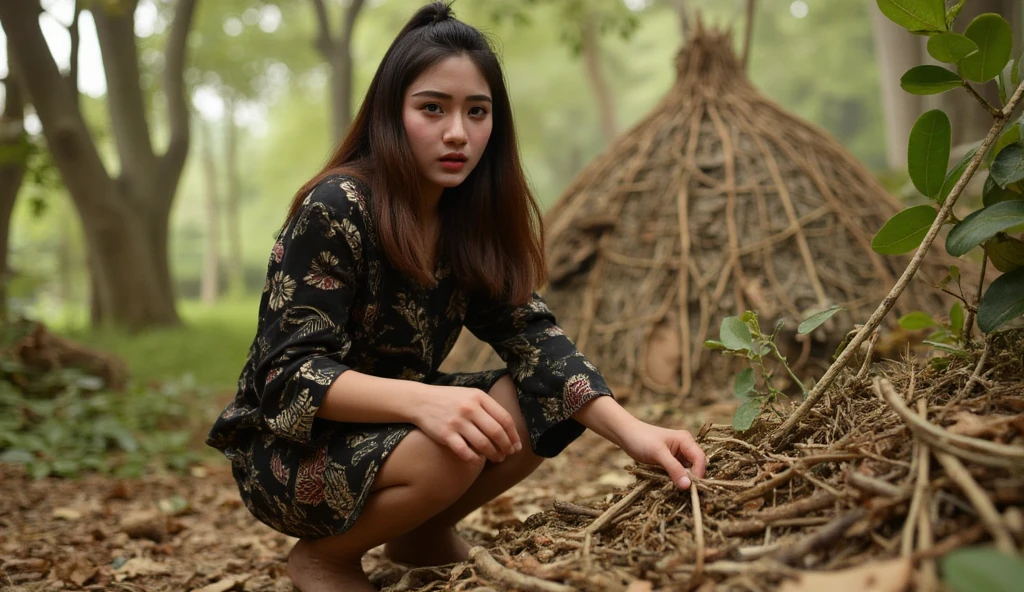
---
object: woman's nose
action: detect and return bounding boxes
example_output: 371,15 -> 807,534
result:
444,115 -> 468,145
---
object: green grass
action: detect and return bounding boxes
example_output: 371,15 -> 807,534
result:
57,297 -> 260,392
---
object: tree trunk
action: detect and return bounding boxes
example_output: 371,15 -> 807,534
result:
0,53 -> 27,322
869,1 -> 924,170
0,0 -> 197,330
313,0 -> 367,142
224,98 -> 245,297
580,14 -> 618,142
199,120 -> 220,304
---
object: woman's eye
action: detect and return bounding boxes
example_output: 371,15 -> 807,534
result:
423,104 -> 442,114
470,106 -> 488,117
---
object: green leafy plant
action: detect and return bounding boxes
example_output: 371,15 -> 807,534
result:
940,546 -> 1024,592
705,306 -> 841,432
0,355 -> 210,479
874,0 -> 1024,336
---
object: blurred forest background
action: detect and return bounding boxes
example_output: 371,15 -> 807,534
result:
1,0 -> 1021,397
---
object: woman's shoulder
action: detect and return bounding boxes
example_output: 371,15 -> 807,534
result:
300,173 -> 372,223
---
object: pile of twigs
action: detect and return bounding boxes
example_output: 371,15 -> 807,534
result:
392,332 -> 1024,591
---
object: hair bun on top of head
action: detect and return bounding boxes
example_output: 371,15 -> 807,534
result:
424,1 -> 455,25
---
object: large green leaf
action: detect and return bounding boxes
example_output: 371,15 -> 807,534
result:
938,147 -> 978,204
732,399 -> 761,432
941,547 -> 1024,592
876,0 -> 946,33
900,65 -> 963,94
733,368 -> 755,399
986,235 -> 1024,272
719,317 -> 753,352
977,268 -> 1024,333
958,13 -> 1013,83
982,175 -> 1021,206
872,205 -> 939,254
908,110 -> 951,198
946,201 -> 1024,256
990,143 -> 1024,188
797,305 -> 843,335
926,32 -> 978,63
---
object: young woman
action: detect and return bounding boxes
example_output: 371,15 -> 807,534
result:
207,3 -> 707,590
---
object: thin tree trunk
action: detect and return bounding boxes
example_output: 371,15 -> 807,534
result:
224,98 -> 245,297
199,120 -> 220,304
870,0 -> 925,169
312,0 -> 367,142
0,57 -> 27,322
580,14 -> 618,142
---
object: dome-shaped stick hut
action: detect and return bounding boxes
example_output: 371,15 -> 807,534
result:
445,25 -> 962,401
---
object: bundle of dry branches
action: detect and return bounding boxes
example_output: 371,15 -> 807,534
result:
444,25 -> 967,403
394,331 -> 1024,592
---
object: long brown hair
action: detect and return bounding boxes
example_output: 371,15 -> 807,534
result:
285,2 -> 545,305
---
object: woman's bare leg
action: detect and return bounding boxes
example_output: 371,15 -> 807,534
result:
287,429 -> 486,592
384,375 -> 544,566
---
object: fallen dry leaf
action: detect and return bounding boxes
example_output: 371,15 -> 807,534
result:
115,557 -> 172,580
779,557 -> 912,592
946,411 -> 1013,438
191,577 -> 239,592
51,507 -> 83,521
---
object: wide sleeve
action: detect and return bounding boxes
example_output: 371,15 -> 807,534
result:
463,291 -> 614,457
251,177 -> 367,446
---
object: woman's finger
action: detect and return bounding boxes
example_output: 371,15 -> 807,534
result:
445,433 -> 482,464
460,422 -> 504,463
472,407 -> 516,457
479,394 -> 521,453
675,433 -> 708,478
655,448 -> 691,489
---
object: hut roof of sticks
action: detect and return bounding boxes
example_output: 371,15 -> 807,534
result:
445,24 -> 963,400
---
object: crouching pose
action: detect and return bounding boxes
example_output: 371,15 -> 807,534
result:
207,3 -> 707,590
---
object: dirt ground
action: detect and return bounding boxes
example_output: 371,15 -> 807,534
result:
0,400 -> 731,592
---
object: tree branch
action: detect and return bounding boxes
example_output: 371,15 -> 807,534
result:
92,0 -> 159,188
962,82 -> 1001,117
68,0 -> 82,99
159,0 -> 198,192
311,0 -> 335,58
768,79 -> 1024,450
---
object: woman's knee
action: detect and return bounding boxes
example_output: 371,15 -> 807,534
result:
375,429 -> 484,505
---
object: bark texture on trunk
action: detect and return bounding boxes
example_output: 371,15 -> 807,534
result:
0,0 -> 198,330
0,52 -> 27,321
199,121 -> 220,305
312,0 -> 367,142
580,14 -> 618,143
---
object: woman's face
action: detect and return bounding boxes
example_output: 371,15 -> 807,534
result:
403,54 -> 493,202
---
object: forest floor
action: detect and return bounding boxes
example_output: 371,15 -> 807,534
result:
2,331 -> 1023,592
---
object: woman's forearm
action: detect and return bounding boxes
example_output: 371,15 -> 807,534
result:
571,395 -> 639,449
315,370 -> 429,424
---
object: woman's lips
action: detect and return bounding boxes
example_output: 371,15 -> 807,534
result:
439,154 -> 467,172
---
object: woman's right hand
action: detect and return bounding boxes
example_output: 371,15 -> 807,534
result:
411,385 -> 522,464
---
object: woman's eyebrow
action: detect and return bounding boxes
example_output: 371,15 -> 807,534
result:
411,90 -> 492,103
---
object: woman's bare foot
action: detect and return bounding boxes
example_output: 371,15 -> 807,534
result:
287,540 -> 375,592
383,526 -> 471,567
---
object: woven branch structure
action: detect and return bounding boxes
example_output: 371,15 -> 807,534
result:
445,26 -> 961,401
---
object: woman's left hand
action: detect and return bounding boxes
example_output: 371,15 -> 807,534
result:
619,423 -> 708,490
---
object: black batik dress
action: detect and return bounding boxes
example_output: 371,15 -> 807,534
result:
206,174 -> 613,539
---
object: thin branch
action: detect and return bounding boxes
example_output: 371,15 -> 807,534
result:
768,79 -> 1024,450
310,0 -> 335,57
934,451 -> 1015,554
962,255 -> 987,340
690,477 -> 705,582
159,0 -> 198,186
68,0 -> 81,98
741,0 -> 755,70
963,82 -> 1001,117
